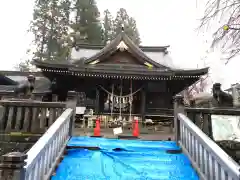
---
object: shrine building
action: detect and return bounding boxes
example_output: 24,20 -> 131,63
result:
34,31 -> 208,122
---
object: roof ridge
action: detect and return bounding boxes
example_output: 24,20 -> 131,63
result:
120,33 -> 170,69
80,32 -> 171,69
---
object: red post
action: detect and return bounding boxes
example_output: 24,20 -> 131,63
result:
132,117 -> 139,137
93,118 -> 101,136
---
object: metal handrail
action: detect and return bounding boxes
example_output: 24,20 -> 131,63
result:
177,113 -> 240,179
24,108 -> 73,180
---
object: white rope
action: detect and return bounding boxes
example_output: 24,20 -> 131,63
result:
99,85 -> 142,98
119,80 -> 122,118
100,82 -> 139,123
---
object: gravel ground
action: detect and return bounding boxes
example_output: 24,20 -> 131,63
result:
73,125 -> 174,140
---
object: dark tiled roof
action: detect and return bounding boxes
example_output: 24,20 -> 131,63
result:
34,59 -> 208,77
74,43 -> 169,52
225,83 -> 240,92
0,74 -> 18,85
34,32 -> 172,69
33,31 -> 209,77
80,32 -> 169,69
0,73 -> 51,93
0,85 -> 16,92
70,64 -> 208,76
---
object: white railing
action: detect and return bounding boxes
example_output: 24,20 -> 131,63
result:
177,113 -> 240,180
24,108 -> 73,180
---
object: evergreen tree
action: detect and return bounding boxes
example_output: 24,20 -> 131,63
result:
15,60 -> 32,72
71,0 -> 103,44
113,8 -> 141,45
103,9 -> 114,44
15,48 -> 33,71
30,0 -> 71,62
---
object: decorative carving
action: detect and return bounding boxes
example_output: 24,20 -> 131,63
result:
189,83 -> 233,107
50,78 -> 58,93
14,75 -> 36,97
117,41 -> 128,51
212,83 -> 233,107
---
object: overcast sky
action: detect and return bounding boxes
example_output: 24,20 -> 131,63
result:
0,0 -> 238,89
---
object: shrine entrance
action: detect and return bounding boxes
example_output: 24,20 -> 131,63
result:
98,79 -> 144,127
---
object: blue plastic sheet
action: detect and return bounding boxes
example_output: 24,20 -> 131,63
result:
52,137 -> 199,180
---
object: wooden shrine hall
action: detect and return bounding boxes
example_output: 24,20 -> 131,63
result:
34,31 -> 208,122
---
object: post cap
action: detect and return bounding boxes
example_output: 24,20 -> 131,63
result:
173,94 -> 184,100
67,91 -> 77,96
67,91 -> 78,100
1,152 -> 27,162
0,152 -> 27,169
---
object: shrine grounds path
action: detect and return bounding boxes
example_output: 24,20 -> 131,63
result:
73,126 -> 174,140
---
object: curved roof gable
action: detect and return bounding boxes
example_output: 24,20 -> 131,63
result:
75,32 -> 170,69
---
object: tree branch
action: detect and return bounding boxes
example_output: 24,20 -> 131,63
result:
199,0 -> 240,62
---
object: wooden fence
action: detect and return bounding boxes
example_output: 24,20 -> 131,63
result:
0,91 -> 77,155
0,89 -> 47,101
0,108 -> 75,180
0,100 -> 66,133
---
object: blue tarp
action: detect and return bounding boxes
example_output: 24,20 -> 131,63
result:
52,137 -> 199,180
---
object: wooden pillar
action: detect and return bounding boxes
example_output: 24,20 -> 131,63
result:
95,87 -> 100,115
66,91 -> 78,136
200,100 -> 213,139
0,152 -> 27,180
141,87 -> 146,125
67,91 -> 78,103
173,94 -> 185,142
52,94 -> 58,102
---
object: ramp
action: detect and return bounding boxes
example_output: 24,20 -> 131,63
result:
51,137 -> 198,180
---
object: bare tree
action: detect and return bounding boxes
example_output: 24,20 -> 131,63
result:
200,0 -> 240,64
182,75 -> 210,105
